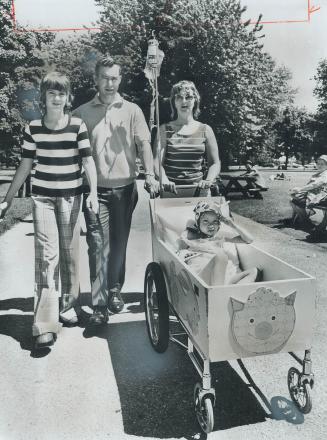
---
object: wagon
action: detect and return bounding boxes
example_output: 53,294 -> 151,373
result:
144,196 -> 316,433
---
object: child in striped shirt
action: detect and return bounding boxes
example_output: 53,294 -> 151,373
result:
0,72 -> 98,351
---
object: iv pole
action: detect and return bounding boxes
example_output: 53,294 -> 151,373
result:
145,32 -> 163,195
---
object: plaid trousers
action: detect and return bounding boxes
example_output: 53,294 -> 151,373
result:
32,195 -> 82,336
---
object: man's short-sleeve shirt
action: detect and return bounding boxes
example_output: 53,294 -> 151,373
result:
73,94 -> 150,188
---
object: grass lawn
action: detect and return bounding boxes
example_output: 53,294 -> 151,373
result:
0,182 -> 32,236
227,170 -> 327,243
228,171 -> 309,224
0,170 -> 324,240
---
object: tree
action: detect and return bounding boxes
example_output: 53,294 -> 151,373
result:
273,106 -> 314,168
313,59 -> 327,157
0,0 -> 54,163
92,0 -> 294,168
44,34 -> 101,108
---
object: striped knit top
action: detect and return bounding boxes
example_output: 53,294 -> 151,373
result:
21,116 -> 91,197
163,122 -> 207,184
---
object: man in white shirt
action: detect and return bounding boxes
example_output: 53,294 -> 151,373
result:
74,55 -> 158,325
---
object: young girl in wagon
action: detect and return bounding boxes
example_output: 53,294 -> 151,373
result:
177,200 -> 260,285
0,71 -> 98,350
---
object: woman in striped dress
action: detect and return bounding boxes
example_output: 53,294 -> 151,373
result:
154,80 -> 220,194
0,72 -> 98,350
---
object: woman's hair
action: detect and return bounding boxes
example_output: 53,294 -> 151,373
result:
318,155 -> 327,165
169,80 -> 201,119
39,71 -> 72,114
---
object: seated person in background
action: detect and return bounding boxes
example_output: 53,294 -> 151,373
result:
278,153 -> 287,170
288,155 -> 327,229
275,172 -> 286,180
241,160 -> 267,189
177,200 -> 260,285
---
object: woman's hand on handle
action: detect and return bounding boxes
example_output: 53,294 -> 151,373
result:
197,179 -> 214,190
162,178 -> 177,194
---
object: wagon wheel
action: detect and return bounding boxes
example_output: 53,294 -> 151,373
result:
287,367 -> 312,414
144,262 -> 169,353
194,382 -> 214,434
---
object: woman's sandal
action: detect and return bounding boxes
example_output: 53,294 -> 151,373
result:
34,333 -> 56,350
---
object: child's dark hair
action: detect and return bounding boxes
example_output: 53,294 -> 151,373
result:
39,71 -> 72,114
95,54 -> 123,77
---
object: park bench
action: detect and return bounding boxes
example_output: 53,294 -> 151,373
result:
218,173 -> 268,199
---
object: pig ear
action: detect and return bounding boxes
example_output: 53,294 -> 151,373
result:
285,291 -> 297,306
230,297 -> 244,312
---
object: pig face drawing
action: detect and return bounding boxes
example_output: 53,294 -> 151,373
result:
169,261 -> 200,335
230,287 -> 296,354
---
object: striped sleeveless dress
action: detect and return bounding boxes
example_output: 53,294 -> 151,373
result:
163,122 -> 207,184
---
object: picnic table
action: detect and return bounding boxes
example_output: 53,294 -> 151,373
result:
218,173 -> 268,199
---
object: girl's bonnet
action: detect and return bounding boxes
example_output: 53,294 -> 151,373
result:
193,200 -> 222,226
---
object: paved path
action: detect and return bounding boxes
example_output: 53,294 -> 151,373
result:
0,182 -> 326,440
0,183 -> 152,440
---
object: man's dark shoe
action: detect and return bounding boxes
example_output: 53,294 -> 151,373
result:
89,307 -> 109,325
108,290 -> 124,314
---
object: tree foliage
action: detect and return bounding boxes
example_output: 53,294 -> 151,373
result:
0,0 -> 54,161
44,34 -> 101,109
1,0 -> 296,169
273,107 -> 314,167
92,0 -> 294,167
313,59 -> 327,157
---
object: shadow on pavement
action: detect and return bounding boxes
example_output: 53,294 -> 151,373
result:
0,313 -> 34,351
0,296 -> 33,312
270,396 -> 304,424
0,297 -> 34,351
305,232 -> 327,243
0,297 -> 52,357
124,291 -> 144,313
83,320 -> 268,438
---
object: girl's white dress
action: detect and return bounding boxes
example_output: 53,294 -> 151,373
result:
177,222 -> 242,284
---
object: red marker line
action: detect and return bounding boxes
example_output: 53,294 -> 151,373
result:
8,0 -> 321,33
14,27 -> 100,33
308,0 -> 321,21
